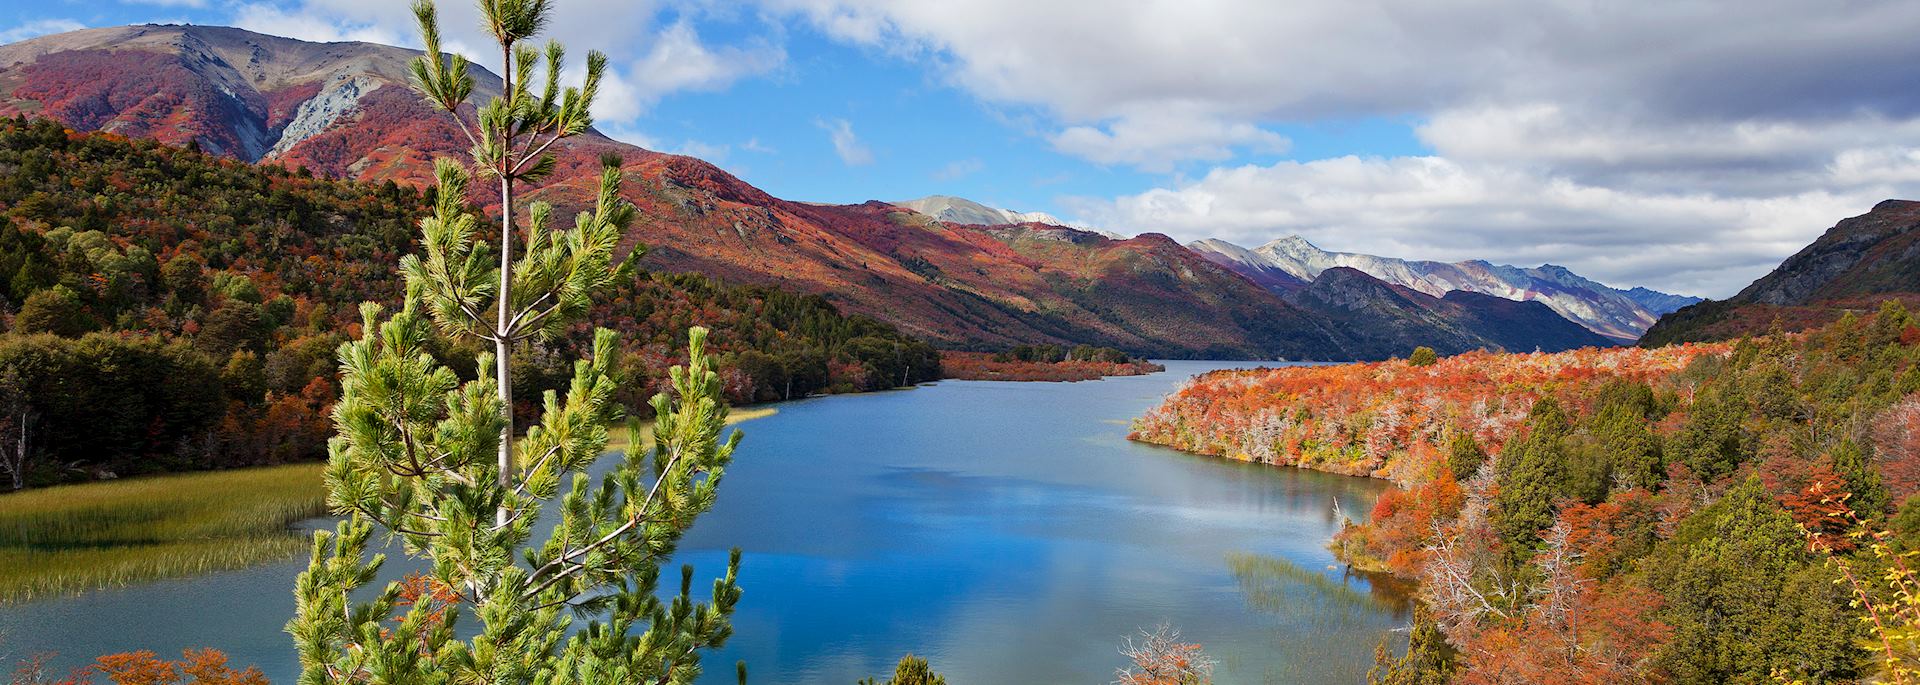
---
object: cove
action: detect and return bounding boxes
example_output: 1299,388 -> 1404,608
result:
0,361 -> 1405,684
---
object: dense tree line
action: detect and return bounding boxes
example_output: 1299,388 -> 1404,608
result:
0,117 -> 937,487
990,343 -> 1135,364
1138,301 -> 1920,683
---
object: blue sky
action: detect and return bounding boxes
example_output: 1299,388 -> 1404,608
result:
5,1 -> 1920,297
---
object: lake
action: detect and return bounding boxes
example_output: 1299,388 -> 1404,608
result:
0,361 -> 1405,684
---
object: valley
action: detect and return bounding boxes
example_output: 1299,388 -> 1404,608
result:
1,6 -> 1915,685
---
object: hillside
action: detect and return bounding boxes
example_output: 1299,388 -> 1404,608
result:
0,117 -> 938,486
1192,235 -> 1699,341
0,24 -> 1631,361
1642,199 -> 1920,346
1280,267 -> 1615,359
1133,302 -> 1920,682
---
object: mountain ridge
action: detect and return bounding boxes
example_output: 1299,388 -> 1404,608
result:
0,24 -> 1629,360
1191,234 -> 1699,341
1640,199 -> 1920,346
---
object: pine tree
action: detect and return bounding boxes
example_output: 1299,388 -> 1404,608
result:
408,0 -> 609,523
1646,477 -> 1861,684
1672,382 -> 1750,481
285,4 -> 748,682
1583,379 -> 1664,493
1493,398 -> 1569,563
857,655 -> 947,685
1445,431 -> 1486,481
1365,608 -> 1454,685
1832,438 -> 1890,517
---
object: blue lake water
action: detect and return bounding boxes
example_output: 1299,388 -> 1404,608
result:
0,361 -> 1406,684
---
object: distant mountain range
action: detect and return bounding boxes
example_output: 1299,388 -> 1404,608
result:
0,24 -> 1684,360
899,197 -> 1693,342
1641,199 -> 1920,346
1190,236 -> 1699,342
893,196 -> 1112,235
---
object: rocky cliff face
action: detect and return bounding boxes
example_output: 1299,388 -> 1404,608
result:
1641,200 -> 1920,346
0,25 -> 465,164
1736,200 -> 1920,306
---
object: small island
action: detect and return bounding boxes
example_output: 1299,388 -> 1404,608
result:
941,345 -> 1164,382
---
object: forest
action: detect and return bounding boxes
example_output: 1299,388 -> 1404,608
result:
938,344 -> 1164,382
0,117 -> 938,488
1134,302 -> 1920,684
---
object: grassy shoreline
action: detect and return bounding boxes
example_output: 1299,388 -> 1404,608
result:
1,407 -> 780,603
0,463 -> 328,604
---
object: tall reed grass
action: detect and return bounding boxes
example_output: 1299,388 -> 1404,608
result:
0,408 -> 775,603
0,464 -> 326,603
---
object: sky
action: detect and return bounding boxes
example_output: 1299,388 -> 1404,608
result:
7,1 -> 1920,298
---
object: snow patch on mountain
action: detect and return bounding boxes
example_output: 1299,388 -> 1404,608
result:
1190,236 -> 1701,340
895,195 -> 1124,238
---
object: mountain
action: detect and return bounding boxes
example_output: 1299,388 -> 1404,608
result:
894,195 -> 1056,228
1184,239 -> 1311,291
1619,287 -> 1701,316
1190,236 -> 1698,341
892,195 -> 1127,239
1280,267 -> 1615,359
0,24 -> 1620,361
1641,199 -> 1920,346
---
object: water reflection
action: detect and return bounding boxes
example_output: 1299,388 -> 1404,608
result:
1228,552 -> 1412,630
1,361 -> 1407,684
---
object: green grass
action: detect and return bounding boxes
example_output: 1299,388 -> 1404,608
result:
0,407 -> 779,603
0,464 -> 327,603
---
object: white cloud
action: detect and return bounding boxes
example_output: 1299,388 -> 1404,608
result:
756,0 -> 1920,294
225,0 -> 782,125
230,3 -> 406,45
742,137 -> 777,154
931,157 -> 982,181
1050,108 -> 1287,172
0,19 -> 85,44
1415,105 -> 1920,195
761,0 -> 1920,127
817,117 -> 874,166
673,138 -> 730,162
624,21 -> 784,104
1069,154 -> 1904,297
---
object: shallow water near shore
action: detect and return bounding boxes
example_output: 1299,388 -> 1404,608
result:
1,360 -> 1404,684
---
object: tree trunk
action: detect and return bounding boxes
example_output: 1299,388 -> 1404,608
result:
6,410 -> 25,491
494,43 -> 515,528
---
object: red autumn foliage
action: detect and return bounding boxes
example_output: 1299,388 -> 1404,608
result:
1131,344 -> 1725,477
1357,470 -> 1466,576
1559,489 -> 1662,580
1455,584 -> 1670,685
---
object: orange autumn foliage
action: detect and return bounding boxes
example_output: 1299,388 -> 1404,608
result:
83,650 -> 265,685
1454,584 -> 1670,685
1352,471 -> 1466,576
1559,489 -> 1662,580
386,572 -> 463,653
1130,344 -> 1725,478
